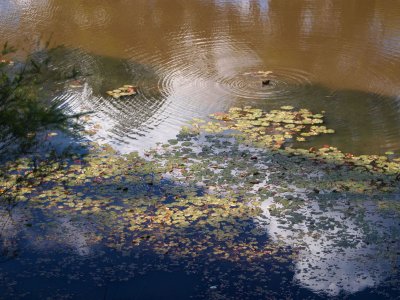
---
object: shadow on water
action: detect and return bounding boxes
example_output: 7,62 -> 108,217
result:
0,124 -> 399,298
146,131 -> 400,298
0,152 -> 294,299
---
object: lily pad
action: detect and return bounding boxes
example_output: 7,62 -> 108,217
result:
106,85 -> 138,99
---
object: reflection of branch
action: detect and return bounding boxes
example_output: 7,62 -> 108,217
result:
103,284 -> 108,300
0,210 -> 17,263
0,203 -> 14,233
0,136 -> 14,154
0,154 -> 65,206
0,155 -> 64,262
0,189 -> 19,263
0,156 -> 63,260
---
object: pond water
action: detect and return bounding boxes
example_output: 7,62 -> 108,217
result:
1,1 -> 400,299
1,0 -> 400,154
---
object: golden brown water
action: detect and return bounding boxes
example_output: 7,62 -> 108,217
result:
1,0 -> 400,154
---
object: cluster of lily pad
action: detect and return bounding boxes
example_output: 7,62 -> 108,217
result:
0,141 -> 293,298
106,85 -> 138,99
188,106 -> 400,176
0,106 -> 399,298
191,106 -> 336,148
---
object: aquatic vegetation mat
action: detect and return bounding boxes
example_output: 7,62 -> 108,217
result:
0,107 -> 399,299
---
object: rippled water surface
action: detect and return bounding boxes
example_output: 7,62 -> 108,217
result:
1,2 -> 400,299
1,0 -> 400,154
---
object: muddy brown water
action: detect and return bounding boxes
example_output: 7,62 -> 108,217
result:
1,0 -> 400,154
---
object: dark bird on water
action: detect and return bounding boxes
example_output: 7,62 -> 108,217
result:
262,79 -> 270,86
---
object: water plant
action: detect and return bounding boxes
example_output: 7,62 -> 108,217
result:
0,43 -> 84,157
106,85 -> 138,99
0,104 -> 399,298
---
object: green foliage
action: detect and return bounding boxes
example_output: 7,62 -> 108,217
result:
0,43 -> 83,154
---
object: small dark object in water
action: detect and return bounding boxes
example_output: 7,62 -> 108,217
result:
262,80 -> 270,86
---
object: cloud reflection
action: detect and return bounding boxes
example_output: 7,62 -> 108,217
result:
261,194 -> 398,296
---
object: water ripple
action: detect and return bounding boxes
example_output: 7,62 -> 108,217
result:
217,67 -> 314,100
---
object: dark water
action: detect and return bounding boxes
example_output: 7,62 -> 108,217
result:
0,133 -> 399,299
1,0 -> 400,154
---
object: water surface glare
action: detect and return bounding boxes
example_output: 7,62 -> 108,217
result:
1,0 -> 400,153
